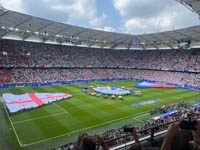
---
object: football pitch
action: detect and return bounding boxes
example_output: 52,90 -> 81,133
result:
0,80 -> 200,150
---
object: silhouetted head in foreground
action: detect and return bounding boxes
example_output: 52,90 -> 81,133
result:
80,136 -> 96,150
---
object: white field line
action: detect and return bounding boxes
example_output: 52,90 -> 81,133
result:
0,97 -> 4,102
133,118 -> 144,123
21,110 -> 150,147
134,113 -> 149,119
13,112 -> 68,124
13,102 -> 68,124
1,97 -> 23,147
53,103 -> 68,113
132,113 -> 149,123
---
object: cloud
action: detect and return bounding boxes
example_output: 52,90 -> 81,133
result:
96,26 -> 116,32
0,0 -> 108,30
124,11 -> 176,34
0,0 -> 25,13
113,0 -> 200,34
89,13 -> 107,27
113,0 -> 172,18
44,0 -> 107,27
50,0 -> 95,20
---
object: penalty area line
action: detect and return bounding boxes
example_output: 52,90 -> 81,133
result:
21,110 -> 150,147
53,103 -> 68,113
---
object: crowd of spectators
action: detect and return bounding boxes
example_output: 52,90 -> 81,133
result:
0,69 -> 199,87
132,70 -> 200,86
0,40 -> 200,71
0,69 -> 12,84
0,39 -> 199,86
149,101 -> 189,115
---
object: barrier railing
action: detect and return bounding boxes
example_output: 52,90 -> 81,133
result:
106,115 -> 193,150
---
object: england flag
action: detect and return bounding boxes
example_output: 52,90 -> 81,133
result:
3,93 -> 72,113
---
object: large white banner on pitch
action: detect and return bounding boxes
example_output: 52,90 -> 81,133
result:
3,93 -> 72,113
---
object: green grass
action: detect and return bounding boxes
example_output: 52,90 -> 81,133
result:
0,80 -> 200,150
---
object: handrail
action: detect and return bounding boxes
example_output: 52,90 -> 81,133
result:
110,130 -> 168,150
105,115 -> 193,149
105,115 -> 180,143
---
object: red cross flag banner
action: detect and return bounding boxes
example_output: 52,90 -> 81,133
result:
3,93 -> 72,113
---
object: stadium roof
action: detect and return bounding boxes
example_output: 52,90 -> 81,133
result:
176,0 -> 200,16
0,6 -> 200,50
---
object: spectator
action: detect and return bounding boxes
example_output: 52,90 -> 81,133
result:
72,133 -> 108,150
161,120 -> 200,150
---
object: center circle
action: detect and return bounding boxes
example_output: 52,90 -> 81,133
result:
93,86 -> 130,95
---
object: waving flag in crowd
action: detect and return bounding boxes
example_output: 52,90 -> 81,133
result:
152,110 -> 178,120
3,93 -> 72,113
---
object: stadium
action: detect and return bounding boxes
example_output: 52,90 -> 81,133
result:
0,0 -> 200,150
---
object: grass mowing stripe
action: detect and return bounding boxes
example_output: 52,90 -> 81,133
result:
17,112 -> 69,144
8,88 -> 25,95
11,104 -> 65,122
50,86 -> 122,119
58,85 -> 196,112
53,85 -> 194,121
13,112 -> 68,124
1,81 -> 200,150
56,101 -> 103,126
54,85 -> 134,118
53,103 -> 68,113
157,92 -> 200,106
21,110 -> 150,146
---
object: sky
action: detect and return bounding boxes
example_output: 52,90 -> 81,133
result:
0,0 -> 200,34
